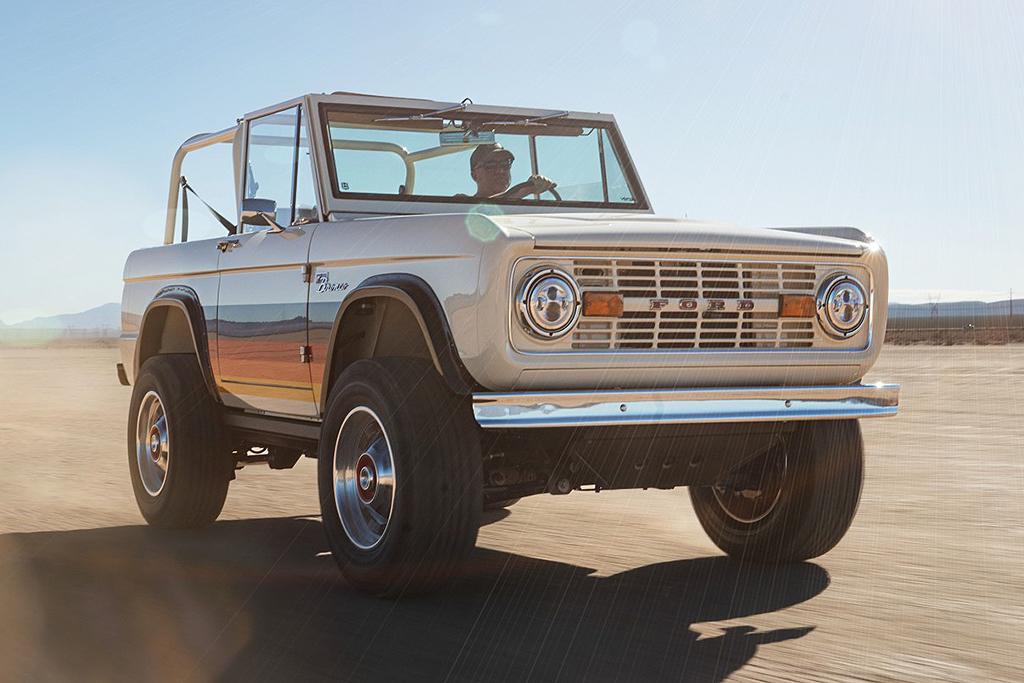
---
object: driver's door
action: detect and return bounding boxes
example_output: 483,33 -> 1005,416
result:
216,105 -> 321,417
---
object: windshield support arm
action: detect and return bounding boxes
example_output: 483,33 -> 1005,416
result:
597,128 -> 609,203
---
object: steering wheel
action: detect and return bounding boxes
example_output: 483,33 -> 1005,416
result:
503,179 -> 562,201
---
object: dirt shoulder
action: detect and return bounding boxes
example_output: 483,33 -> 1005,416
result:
1,346 -> 1021,681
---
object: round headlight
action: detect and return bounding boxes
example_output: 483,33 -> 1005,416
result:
817,274 -> 868,337
518,268 -> 581,339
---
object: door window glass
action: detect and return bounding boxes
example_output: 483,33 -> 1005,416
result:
245,107 -> 299,230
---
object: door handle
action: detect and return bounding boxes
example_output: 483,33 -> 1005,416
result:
217,239 -> 240,253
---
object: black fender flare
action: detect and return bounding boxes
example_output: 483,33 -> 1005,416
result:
319,273 -> 479,412
135,285 -> 220,403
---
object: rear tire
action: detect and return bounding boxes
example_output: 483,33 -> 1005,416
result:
127,354 -> 233,528
689,420 -> 864,562
318,358 -> 482,597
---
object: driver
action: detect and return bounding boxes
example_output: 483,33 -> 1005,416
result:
468,143 -> 556,200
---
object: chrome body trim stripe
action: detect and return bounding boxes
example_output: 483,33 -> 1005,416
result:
472,383 -> 900,429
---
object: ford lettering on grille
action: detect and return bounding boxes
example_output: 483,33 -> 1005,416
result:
569,257 -> 861,351
647,298 -> 767,313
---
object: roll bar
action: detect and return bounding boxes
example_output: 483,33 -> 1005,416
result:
164,126 -> 238,245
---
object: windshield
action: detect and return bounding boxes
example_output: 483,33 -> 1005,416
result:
321,107 -> 643,209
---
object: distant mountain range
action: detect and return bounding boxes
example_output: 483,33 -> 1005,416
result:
0,298 -> 1017,332
0,303 -> 121,330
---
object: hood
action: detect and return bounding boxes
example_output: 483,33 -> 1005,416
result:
487,213 -> 868,257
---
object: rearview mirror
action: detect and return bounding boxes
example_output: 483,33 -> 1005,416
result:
439,128 -> 495,146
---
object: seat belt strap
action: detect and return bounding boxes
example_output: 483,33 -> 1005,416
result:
180,177 -> 189,242
180,176 -> 236,236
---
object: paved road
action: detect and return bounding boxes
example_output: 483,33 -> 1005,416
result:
1,345 -> 1021,681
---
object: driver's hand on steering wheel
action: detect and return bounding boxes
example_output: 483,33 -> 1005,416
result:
527,174 -> 556,194
502,174 -> 557,200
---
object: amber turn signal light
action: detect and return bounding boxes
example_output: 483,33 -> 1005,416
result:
779,294 -> 816,318
582,292 -> 624,317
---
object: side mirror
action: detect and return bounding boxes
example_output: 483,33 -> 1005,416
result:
241,198 -> 287,232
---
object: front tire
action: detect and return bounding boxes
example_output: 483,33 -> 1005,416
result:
127,354 -> 233,528
318,358 -> 482,597
690,420 -> 864,562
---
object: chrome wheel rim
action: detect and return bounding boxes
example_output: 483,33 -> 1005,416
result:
712,448 -> 788,524
135,391 -> 169,496
333,407 -> 396,550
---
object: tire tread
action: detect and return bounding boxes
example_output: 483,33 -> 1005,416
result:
318,358 -> 482,597
690,420 -> 864,562
128,354 -> 231,528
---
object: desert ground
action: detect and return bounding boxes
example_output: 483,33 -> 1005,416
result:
0,345 -> 1021,682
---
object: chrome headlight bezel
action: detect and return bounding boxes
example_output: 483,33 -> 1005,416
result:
517,267 -> 582,340
817,273 -> 869,338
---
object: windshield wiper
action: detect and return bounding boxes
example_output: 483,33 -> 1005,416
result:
375,99 -> 472,123
377,103 -> 570,131
478,110 -> 570,128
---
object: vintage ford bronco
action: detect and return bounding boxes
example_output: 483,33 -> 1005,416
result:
119,92 -> 899,596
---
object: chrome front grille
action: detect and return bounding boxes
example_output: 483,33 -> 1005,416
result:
570,258 -> 823,350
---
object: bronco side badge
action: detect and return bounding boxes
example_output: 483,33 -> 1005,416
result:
314,271 -> 349,294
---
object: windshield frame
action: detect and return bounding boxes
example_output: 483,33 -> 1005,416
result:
315,100 -> 651,214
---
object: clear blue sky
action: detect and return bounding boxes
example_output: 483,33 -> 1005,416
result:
1,0 -> 1021,323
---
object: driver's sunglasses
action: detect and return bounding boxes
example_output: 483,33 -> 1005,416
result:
477,159 -> 513,171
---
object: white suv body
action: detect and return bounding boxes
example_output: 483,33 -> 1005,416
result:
118,93 -> 898,596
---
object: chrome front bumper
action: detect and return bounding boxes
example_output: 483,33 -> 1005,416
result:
472,383 -> 900,429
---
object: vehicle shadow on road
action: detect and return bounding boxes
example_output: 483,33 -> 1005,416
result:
0,516 -> 827,682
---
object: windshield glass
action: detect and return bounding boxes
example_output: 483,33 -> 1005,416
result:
321,108 -> 642,208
